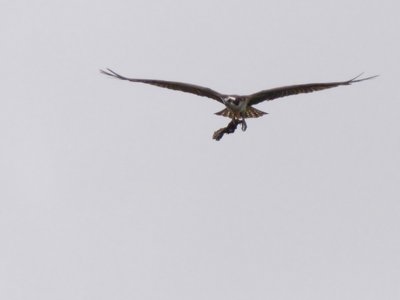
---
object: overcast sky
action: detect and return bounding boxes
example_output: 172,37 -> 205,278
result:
1,0 -> 399,299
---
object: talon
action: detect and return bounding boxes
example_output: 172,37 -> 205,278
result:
241,120 -> 247,131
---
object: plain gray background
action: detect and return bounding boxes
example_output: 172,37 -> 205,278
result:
1,0 -> 399,299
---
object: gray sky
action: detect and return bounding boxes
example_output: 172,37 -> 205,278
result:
1,0 -> 399,299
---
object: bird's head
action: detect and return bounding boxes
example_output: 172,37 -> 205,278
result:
223,95 -> 241,106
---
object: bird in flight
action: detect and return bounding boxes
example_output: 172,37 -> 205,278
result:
100,69 -> 377,140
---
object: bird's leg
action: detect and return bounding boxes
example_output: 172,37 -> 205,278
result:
240,118 -> 247,131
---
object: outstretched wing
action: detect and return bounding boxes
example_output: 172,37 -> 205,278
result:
247,74 -> 378,105
100,68 -> 225,103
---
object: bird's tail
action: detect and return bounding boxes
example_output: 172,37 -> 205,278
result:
215,107 -> 268,119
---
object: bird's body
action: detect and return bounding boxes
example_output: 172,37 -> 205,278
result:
223,96 -> 251,115
100,69 -> 377,140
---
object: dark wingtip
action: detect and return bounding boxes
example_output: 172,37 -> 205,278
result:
99,68 -> 126,80
100,68 -> 113,76
349,73 -> 379,83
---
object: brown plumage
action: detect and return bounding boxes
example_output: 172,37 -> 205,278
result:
100,68 -> 377,140
246,74 -> 378,105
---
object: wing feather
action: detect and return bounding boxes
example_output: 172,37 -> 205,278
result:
100,68 -> 224,103
247,74 -> 378,105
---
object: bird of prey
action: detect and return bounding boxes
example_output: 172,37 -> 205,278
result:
100,69 -> 377,140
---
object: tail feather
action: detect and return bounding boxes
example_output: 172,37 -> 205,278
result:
215,107 -> 268,119
243,107 -> 268,118
215,108 -> 235,118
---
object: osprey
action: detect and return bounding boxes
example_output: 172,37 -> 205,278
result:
100,69 -> 377,140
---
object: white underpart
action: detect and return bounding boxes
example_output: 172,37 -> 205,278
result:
223,96 -> 248,113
